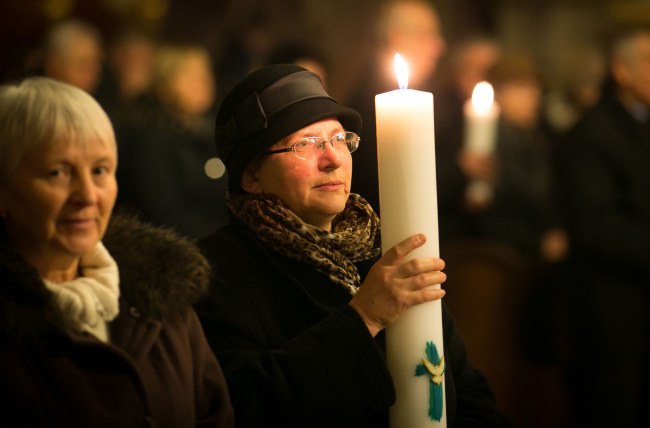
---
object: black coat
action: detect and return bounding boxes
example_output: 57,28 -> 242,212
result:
556,84 -> 650,427
560,86 -> 650,280
196,221 -> 510,428
115,99 -> 230,239
475,122 -> 561,259
0,215 -> 234,428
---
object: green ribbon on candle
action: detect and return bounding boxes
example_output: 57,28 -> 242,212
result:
415,341 -> 445,421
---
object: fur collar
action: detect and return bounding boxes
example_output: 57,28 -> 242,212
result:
0,214 -> 211,347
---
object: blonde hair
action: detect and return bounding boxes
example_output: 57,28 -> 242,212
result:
44,19 -> 101,60
610,26 -> 650,65
0,77 -> 116,184
377,0 -> 438,44
151,44 -> 212,99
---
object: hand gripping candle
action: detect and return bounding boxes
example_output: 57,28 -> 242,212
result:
375,53 -> 446,428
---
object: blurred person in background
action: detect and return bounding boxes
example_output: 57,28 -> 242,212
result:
0,77 -> 233,427
461,54 -> 567,264
558,26 -> 650,428
435,35 -> 503,147
441,36 -> 503,109
442,54 -> 571,427
115,44 -> 229,239
41,19 -> 103,95
464,57 -> 570,390
216,10 -> 277,102
96,28 -> 158,119
264,41 -> 331,88
434,35 -> 503,248
543,45 -> 606,137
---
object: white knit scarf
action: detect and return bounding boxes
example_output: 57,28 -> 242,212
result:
43,242 -> 120,342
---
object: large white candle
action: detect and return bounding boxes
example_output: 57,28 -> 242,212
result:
375,54 -> 446,428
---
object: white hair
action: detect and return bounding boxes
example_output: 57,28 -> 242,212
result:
0,77 -> 116,184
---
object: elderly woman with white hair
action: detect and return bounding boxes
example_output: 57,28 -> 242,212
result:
0,77 -> 234,427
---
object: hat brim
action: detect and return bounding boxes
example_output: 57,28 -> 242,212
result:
227,96 -> 362,189
266,96 -> 361,144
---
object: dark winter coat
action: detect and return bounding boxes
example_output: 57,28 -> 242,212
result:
475,121 -> 561,259
556,83 -> 650,427
560,86 -> 650,280
0,215 -> 234,428
115,99 -> 230,239
196,221 -> 511,428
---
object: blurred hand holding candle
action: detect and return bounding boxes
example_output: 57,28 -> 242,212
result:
375,53 -> 447,428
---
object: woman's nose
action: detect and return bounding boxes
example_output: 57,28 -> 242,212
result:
318,141 -> 343,167
71,173 -> 98,204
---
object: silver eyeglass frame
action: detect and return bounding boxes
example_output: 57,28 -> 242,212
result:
261,131 -> 360,160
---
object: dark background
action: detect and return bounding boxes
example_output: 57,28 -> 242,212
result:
2,0 -> 649,100
1,1 -> 649,426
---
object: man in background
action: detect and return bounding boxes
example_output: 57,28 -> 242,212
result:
559,26 -> 650,428
41,19 -> 103,95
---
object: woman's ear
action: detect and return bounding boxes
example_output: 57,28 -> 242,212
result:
240,166 -> 263,194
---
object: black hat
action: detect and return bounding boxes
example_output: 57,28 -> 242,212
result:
215,64 -> 362,192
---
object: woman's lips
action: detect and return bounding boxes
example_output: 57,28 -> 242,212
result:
314,181 -> 344,191
60,218 -> 95,229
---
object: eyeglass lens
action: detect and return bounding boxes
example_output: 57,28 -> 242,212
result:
294,132 -> 358,159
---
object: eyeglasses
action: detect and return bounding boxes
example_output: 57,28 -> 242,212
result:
261,131 -> 360,161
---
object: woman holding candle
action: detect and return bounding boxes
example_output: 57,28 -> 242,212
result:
196,64 -> 510,428
0,77 -> 234,427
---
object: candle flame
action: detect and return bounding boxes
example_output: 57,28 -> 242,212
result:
394,53 -> 409,89
471,81 -> 494,113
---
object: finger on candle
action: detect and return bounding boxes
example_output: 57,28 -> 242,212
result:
401,270 -> 446,292
381,233 -> 427,265
398,259 -> 447,291
396,257 -> 445,278
407,286 -> 446,306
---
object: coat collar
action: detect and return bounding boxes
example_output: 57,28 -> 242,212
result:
0,214 -> 210,347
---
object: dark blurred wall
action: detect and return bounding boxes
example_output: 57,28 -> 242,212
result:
4,0 -> 648,97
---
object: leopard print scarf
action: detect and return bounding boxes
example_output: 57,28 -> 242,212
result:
226,192 -> 381,294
